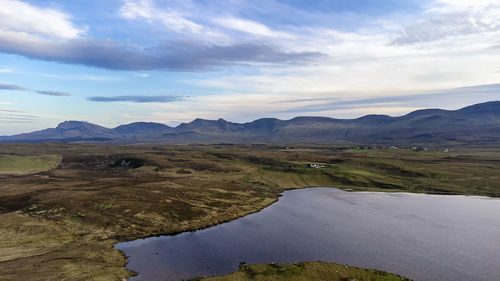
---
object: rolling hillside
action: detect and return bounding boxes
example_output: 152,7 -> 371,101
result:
1,101 -> 499,145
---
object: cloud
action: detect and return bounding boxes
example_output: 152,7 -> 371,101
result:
35,90 -> 71,96
87,95 -> 185,103
0,32 -> 324,70
0,68 -> 13,73
437,0 -> 499,7
0,106 -> 37,123
120,0 -> 205,35
0,109 -> 23,112
0,115 -> 37,119
0,82 -> 26,91
0,0 -> 85,39
214,17 -> 294,39
120,0 -> 152,19
152,41 -> 324,69
40,73 -> 121,81
0,82 -> 70,96
392,1 -> 500,45
272,97 -> 338,104
0,0 -> 323,71
276,83 -> 500,115
0,118 -> 35,123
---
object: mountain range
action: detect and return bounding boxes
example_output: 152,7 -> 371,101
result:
1,101 -> 499,145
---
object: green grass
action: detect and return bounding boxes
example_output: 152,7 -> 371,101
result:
197,262 -> 411,281
0,154 -> 61,174
334,166 -> 379,177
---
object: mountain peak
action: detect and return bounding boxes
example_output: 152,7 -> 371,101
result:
113,122 -> 171,135
56,120 -> 89,130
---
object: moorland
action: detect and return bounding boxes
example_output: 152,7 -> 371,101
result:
1,143 -> 500,280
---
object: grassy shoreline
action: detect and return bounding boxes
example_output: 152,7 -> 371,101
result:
1,143 -> 499,280
196,261 -> 411,281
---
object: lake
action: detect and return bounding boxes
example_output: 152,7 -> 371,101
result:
115,187 -> 500,281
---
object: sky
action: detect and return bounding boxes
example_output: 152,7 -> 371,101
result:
0,0 -> 499,135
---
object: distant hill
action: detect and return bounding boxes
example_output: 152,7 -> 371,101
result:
1,101 -> 499,145
114,122 -> 173,136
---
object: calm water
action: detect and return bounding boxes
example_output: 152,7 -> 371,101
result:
115,187 -> 500,281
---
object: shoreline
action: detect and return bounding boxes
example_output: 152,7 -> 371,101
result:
116,185 -> 500,280
117,184 -> 500,244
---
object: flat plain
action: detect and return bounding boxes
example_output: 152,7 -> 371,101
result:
0,143 -> 499,280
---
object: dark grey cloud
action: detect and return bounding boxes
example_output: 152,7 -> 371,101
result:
0,82 -> 70,97
0,83 -> 27,91
151,41 -> 325,70
0,119 -> 35,123
87,95 -> 185,103
0,116 -> 36,121
0,35 -> 325,71
0,110 -> 38,123
35,90 -> 71,96
0,113 -> 37,118
278,83 -> 500,115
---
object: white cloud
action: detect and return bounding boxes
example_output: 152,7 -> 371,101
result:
120,0 -> 153,19
120,0 -> 205,35
214,17 -> 294,39
392,0 -> 500,45
0,0 -> 85,39
0,68 -> 13,73
0,0 -> 90,73
437,0 -> 500,8
159,13 -> 204,34
182,0 -> 500,102
186,36 -> 500,101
